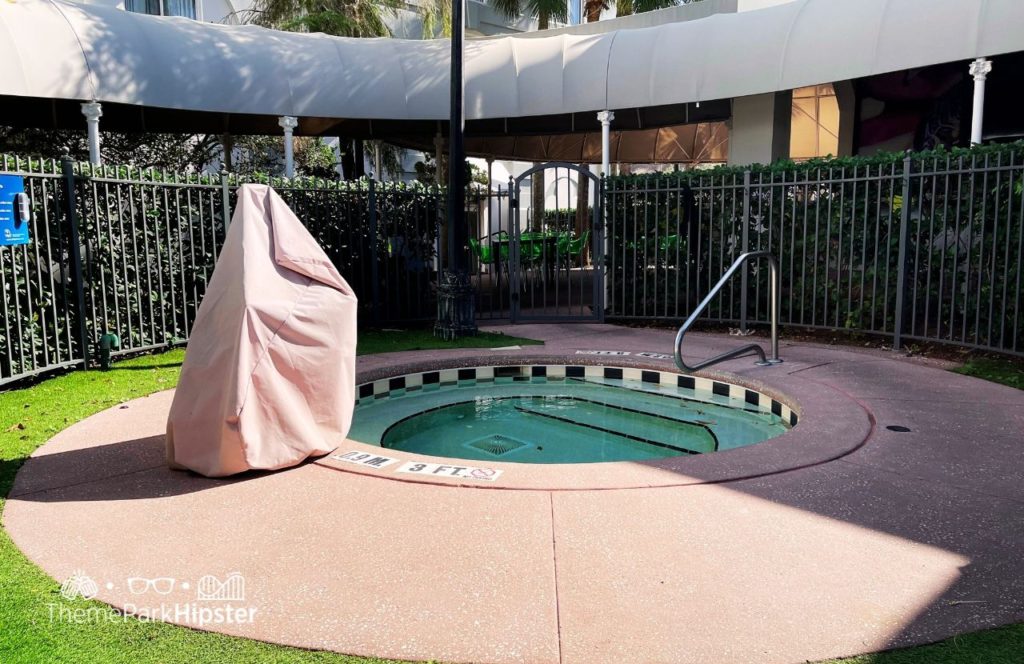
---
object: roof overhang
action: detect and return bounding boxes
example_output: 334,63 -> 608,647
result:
1,0 -> 1022,161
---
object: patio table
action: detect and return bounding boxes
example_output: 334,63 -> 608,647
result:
492,231 -> 569,278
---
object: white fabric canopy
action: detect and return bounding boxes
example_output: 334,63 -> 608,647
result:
0,0 -> 1022,123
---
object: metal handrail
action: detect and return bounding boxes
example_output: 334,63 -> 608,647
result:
674,251 -> 782,373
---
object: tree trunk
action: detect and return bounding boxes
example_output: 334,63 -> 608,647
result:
340,148 -> 355,181
575,167 -> 589,237
220,133 -> 234,172
352,139 -> 366,179
531,167 -> 545,231
575,166 -> 590,265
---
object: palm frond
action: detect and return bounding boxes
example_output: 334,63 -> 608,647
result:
491,0 -> 523,21
630,0 -> 677,14
529,0 -> 569,26
246,0 -> 399,37
421,0 -> 452,38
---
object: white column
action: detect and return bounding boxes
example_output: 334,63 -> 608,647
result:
278,115 -> 299,177
728,92 -> 792,166
969,58 -> 992,145
80,101 -> 103,166
597,110 -> 614,176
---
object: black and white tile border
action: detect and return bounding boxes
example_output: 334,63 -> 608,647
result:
356,365 -> 798,428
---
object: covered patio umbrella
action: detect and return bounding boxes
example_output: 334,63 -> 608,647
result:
166,184 -> 358,477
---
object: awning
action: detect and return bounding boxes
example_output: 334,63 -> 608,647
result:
1,0 -> 1022,156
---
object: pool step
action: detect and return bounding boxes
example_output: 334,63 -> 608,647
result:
513,398 -> 716,455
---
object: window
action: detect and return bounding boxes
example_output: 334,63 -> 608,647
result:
790,84 -> 839,160
126,0 -> 197,19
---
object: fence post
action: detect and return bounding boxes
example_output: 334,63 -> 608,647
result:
892,152 -> 913,351
740,170 -> 751,332
61,157 -> 90,369
368,179 -> 381,324
595,175 -> 606,323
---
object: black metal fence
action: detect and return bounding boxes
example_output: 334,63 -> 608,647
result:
605,144 -> 1024,356
4,144 -> 1024,385
0,156 -> 442,385
465,185 -> 511,320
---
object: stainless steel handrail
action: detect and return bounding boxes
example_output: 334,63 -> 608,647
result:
674,251 -> 782,373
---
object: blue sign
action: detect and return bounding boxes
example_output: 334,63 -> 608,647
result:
0,174 -> 30,246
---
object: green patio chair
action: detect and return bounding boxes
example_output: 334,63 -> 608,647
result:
520,238 -> 544,265
659,234 -> 680,253
490,231 -> 511,267
568,230 -> 590,267
469,236 -> 493,265
556,231 -> 572,258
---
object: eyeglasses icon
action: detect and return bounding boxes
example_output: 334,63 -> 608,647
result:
126,577 -> 176,595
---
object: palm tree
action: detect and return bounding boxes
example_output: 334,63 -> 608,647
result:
245,0 -> 403,178
420,0 -> 451,37
615,0 -> 684,17
584,0 -> 690,22
491,0 -> 568,30
583,0 -> 607,23
245,0 -> 401,38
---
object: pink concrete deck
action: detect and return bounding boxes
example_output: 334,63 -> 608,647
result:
5,325 -> 1024,663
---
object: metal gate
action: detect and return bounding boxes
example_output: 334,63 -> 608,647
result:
508,162 -> 604,322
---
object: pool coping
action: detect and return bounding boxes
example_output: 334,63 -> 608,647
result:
314,353 -> 873,491
7,326 -> 1024,664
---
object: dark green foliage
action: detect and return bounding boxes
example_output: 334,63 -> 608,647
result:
0,158 -> 444,383
0,128 -> 219,172
541,208 -> 594,232
605,142 -> 1024,356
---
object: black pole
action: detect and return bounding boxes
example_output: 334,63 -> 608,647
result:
433,0 -> 477,340
447,0 -> 466,273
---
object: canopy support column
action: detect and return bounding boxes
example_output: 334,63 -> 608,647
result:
598,110 -> 614,176
81,101 -> 102,166
969,58 -> 992,145
278,115 -> 298,177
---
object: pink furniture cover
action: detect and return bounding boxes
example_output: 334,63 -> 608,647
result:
167,184 -> 357,477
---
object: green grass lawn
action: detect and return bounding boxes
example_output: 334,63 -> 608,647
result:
355,328 -> 542,355
953,356 -> 1024,390
0,333 -> 1020,664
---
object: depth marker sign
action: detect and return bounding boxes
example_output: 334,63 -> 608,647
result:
575,350 -> 674,360
397,461 -> 502,481
330,451 -> 399,468
329,451 -> 503,481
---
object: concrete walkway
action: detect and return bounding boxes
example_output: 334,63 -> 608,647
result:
5,325 -> 1023,663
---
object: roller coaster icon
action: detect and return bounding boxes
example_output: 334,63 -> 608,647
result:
196,572 -> 246,602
